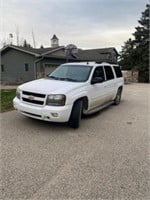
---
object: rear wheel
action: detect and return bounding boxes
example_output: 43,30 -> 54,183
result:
69,100 -> 83,128
114,88 -> 122,105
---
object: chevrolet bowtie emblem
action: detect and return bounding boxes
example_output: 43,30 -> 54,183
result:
28,95 -> 34,100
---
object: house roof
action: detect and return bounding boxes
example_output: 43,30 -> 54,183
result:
76,48 -> 119,61
0,45 -> 64,57
51,34 -> 59,40
1,45 -> 118,63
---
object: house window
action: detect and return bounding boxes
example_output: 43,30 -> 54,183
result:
25,63 -> 29,71
1,64 -> 4,72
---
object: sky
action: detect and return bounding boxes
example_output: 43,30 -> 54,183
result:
0,0 -> 148,52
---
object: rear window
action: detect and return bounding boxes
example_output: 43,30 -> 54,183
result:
113,66 -> 123,78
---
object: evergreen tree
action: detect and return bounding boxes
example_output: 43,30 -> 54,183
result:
23,39 -> 32,48
119,38 -> 135,70
119,4 -> 149,82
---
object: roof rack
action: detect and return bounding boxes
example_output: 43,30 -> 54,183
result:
78,61 -> 96,65
79,61 -> 118,65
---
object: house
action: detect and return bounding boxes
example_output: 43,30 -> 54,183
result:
0,35 -> 119,84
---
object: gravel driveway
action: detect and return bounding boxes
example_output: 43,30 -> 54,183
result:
0,83 -> 150,200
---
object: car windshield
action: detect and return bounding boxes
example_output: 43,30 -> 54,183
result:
47,64 -> 93,82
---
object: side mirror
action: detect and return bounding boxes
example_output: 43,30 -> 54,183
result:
91,77 -> 104,84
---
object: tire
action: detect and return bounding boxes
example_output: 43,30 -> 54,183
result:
69,100 -> 83,128
114,88 -> 122,105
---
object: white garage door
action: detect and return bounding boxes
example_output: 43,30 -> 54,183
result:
44,64 -> 58,76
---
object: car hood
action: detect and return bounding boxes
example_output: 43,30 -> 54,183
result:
19,78 -> 85,94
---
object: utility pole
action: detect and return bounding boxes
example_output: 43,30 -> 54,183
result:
16,26 -> 19,46
32,30 -> 36,48
9,33 -> 13,45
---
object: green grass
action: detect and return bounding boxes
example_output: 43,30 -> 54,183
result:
0,89 -> 16,112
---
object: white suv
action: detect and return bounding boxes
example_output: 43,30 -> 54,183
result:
13,62 -> 124,128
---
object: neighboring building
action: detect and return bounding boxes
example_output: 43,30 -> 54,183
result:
51,34 -> 59,47
0,35 -> 119,84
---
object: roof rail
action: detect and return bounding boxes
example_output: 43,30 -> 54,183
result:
78,61 -> 96,65
96,61 -> 118,64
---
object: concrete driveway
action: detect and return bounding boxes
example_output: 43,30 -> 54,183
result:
0,83 -> 150,200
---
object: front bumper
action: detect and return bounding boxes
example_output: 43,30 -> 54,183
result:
13,97 -> 72,122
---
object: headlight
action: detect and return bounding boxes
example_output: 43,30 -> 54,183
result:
16,88 -> 21,99
46,94 -> 66,106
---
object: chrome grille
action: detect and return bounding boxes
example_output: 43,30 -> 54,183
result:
22,91 -> 46,105
22,91 -> 45,98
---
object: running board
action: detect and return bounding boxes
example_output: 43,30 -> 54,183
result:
84,101 -> 113,115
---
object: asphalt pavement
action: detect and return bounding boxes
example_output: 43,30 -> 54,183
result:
0,83 -> 150,200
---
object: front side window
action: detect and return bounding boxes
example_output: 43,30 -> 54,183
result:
47,64 -> 93,82
104,66 -> 114,80
93,66 -> 105,80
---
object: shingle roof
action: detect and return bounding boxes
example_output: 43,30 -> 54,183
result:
1,45 -> 64,56
1,45 -> 118,63
21,46 -> 58,54
51,34 -> 58,40
76,48 -> 118,62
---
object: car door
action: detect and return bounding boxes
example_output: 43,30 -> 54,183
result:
88,66 -> 109,109
103,65 -> 116,101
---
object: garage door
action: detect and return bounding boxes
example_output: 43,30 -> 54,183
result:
44,64 -> 58,76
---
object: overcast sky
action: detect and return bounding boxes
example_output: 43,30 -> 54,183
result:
0,0 -> 148,51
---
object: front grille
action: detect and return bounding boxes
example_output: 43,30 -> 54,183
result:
22,91 -> 45,98
22,98 -> 44,105
22,91 -> 46,106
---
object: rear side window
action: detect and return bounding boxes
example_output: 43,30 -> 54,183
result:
104,66 -> 114,80
113,66 -> 122,78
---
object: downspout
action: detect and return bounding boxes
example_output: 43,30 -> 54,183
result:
34,56 -> 44,79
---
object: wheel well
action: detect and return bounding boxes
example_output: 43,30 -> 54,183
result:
118,86 -> 123,92
74,97 -> 88,110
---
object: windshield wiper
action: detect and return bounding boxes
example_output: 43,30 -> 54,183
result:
47,75 -> 59,80
47,76 -> 79,82
60,77 -> 79,82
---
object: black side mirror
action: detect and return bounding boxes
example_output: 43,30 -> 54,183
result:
91,77 -> 104,84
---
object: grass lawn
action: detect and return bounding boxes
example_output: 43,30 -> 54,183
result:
0,89 -> 16,112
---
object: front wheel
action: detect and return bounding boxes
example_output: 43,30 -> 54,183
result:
114,88 -> 122,105
68,100 -> 83,129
